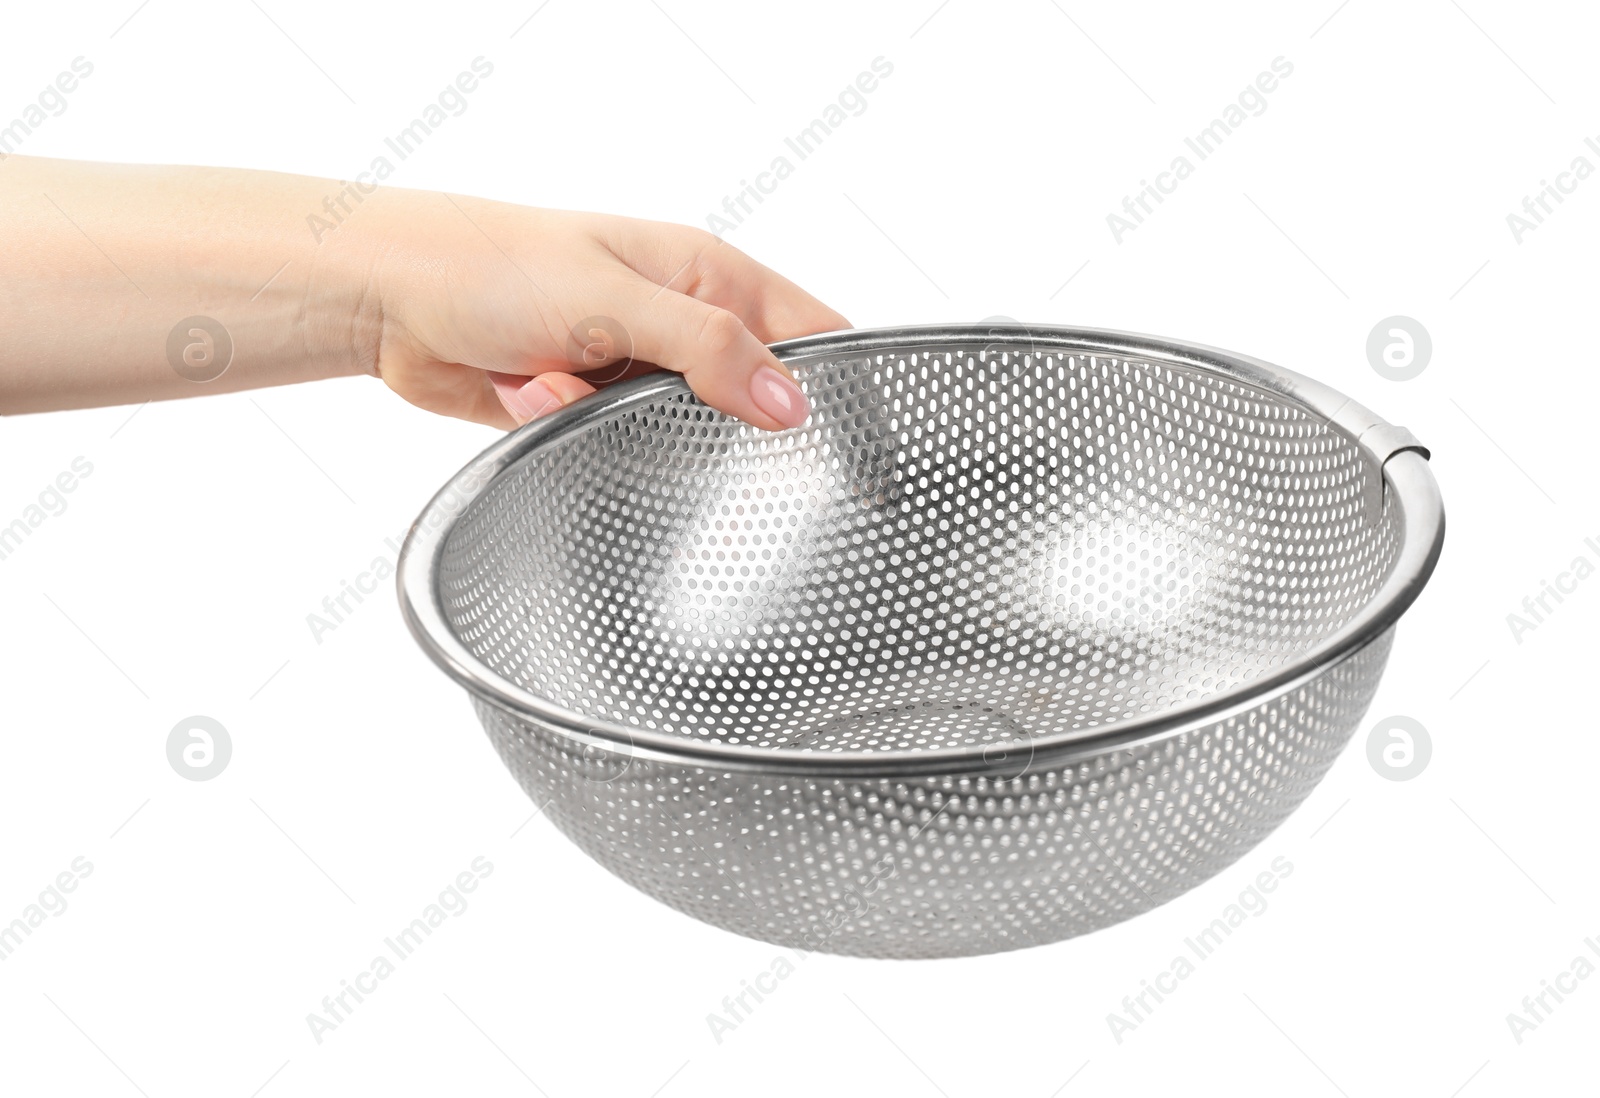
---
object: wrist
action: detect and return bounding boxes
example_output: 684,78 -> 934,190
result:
328,185 -> 451,382
300,191 -> 395,382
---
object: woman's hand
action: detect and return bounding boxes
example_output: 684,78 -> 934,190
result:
370,198 -> 848,431
0,157 -> 848,431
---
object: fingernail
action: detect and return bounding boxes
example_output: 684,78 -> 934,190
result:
492,375 -> 562,423
749,365 -> 810,428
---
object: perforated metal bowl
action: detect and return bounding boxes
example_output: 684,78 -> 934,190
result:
398,323 -> 1444,959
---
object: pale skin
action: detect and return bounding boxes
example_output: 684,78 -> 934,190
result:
0,156 -> 849,429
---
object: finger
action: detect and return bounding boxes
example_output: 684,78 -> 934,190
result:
614,274 -> 811,432
703,246 -> 852,342
488,370 -> 597,425
598,220 -> 850,343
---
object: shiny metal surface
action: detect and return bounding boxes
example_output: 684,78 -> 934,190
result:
399,323 -> 1444,957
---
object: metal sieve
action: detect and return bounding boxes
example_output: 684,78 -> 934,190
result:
398,323 -> 1444,959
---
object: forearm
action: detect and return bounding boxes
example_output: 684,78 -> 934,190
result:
0,155 -> 845,431
0,155 -> 385,413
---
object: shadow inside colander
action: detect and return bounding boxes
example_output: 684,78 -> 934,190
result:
439,345 -> 1405,750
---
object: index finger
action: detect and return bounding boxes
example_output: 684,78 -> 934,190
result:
594,218 -> 851,343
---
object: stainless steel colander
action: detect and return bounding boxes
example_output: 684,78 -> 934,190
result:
398,323 -> 1444,959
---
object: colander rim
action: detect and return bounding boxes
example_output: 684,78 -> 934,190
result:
397,323 -> 1445,777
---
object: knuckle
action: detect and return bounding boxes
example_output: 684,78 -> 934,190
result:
685,225 -> 721,250
694,307 -> 747,358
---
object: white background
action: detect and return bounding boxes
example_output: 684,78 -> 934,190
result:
2,1 -> 1595,1095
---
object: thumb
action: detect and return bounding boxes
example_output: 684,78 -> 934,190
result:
488,371 -> 598,425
